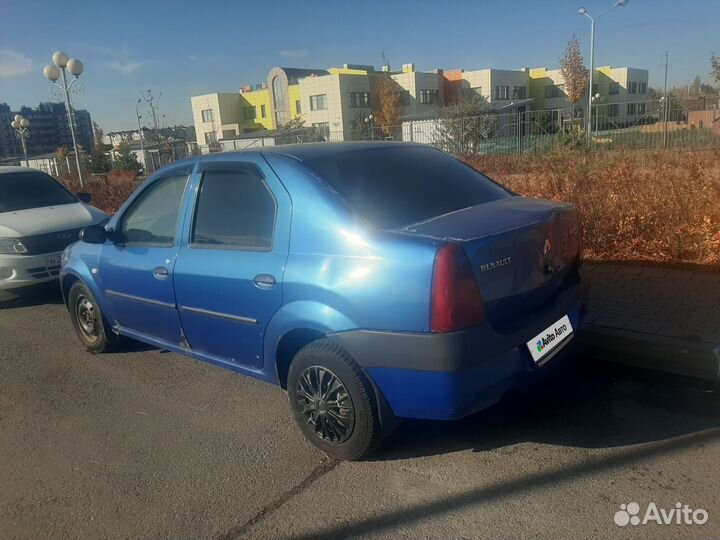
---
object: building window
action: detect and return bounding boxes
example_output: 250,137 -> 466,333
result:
201,109 -> 214,122
607,104 -> 619,117
260,104 -> 266,118
512,86 -> 526,99
609,82 -> 620,95
296,100 -> 302,114
243,107 -> 256,121
544,85 -> 565,99
639,82 -> 647,94
313,122 -> 329,138
494,85 -> 510,100
629,81 -> 638,94
349,92 -> 370,108
310,94 -> 328,111
627,103 -> 637,115
204,132 -> 217,145
638,102 -> 646,114
419,89 -> 438,105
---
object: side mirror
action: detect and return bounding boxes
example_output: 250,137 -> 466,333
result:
77,192 -> 92,204
79,225 -> 107,244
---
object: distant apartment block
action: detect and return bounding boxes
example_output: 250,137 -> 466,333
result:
190,61 -> 650,147
0,102 -> 94,161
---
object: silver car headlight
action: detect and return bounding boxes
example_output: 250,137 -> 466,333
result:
0,238 -> 28,254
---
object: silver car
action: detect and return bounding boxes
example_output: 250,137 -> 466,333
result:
0,167 -> 107,291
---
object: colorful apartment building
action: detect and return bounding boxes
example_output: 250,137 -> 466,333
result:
190,62 -> 650,147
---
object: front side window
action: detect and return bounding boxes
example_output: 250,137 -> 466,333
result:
192,166 -> 276,250
201,109 -> 214,122
120,174 -> 188,245
0,171 -> 77,213
310,94 -> 328,110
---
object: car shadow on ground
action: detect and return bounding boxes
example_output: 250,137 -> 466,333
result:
372,356 -> 720,461
0,282 -> 65,309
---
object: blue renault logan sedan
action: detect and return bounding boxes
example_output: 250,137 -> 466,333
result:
61,142 -> 585,460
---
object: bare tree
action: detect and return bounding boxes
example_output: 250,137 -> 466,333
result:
560,35 -> 589,118
712,52 -> 720,84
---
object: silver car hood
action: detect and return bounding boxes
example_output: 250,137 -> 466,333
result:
0,202 -> 108,237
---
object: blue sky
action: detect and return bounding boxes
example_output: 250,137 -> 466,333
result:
1,0 -> 717,132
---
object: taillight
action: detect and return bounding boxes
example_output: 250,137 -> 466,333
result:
430,243 -> 486,332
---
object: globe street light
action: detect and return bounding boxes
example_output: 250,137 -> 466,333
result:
10,115 -> 31,167
136,98 -> 147,173
364,114 -> 375,141
591,93 -> 603,134
44,51 -> 86,186
578,0 -> 629,146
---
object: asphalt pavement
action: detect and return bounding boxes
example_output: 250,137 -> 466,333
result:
1,284 -> 719,540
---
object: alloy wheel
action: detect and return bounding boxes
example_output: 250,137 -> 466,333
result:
296,365 -> 355,443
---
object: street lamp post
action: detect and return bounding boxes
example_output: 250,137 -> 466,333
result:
136,98 -> 147,173
364,114 -> 375,141
578,0 -> 628,147
44,51 -> 85,187
10,115 -> 31,167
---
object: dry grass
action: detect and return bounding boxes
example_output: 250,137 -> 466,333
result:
463,149 -> 720,265
58,170 -> 141,215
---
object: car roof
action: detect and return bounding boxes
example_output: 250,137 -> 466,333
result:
202,141 -> 427,163
0,166 -> 44,175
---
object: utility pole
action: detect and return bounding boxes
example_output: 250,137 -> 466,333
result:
663,51 -> 669,149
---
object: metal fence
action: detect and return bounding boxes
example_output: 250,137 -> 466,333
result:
192,97 -> 720,156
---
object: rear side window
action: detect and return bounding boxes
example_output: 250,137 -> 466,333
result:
121,174 -> 188,245
191,166 -> 276,250
302,146 -> 511,229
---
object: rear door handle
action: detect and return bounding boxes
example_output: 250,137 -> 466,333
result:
253,274 -> 276,288
153,266 -> 169,280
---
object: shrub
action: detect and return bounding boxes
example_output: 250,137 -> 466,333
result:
462,149 -> 720,265
57,170 -> 140,215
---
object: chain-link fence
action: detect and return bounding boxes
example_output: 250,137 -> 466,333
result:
191,97 -> 720,156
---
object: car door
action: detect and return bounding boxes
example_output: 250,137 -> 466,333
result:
98,166 -> 192,347
173,157 -> 291,368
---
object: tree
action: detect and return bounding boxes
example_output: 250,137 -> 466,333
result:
281,116 -> 305,130
85,148 -> 111,173
350,113 -> 372,140
373,76 -> 403,134
711,52 -> 720,84
436,92 -> 499,154
112,142 -> 142,174
560,35 -> 589,117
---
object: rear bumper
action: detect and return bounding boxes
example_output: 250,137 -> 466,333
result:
0,252 -> 62,291
330,281 -> 586,420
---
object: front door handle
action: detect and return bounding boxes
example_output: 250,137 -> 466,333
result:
153,266 -> 169,280
253,274 -> 276,288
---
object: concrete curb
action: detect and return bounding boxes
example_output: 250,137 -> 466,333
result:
578,324 -> 720,382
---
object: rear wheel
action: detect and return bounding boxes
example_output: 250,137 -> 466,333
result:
287,339 -> 390,460
68,282 -> 119,353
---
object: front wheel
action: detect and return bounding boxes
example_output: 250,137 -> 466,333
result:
287,339 -> 392,461
68,282 -> 119,353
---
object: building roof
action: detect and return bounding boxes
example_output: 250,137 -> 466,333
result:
279,67 -> 330,80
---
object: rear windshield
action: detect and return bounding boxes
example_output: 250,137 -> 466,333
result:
302,146 -> 511,229
0,171 -> 78,213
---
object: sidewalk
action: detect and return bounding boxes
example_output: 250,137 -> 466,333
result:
580,263 -> 720,381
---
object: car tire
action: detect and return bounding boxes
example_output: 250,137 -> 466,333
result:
68,281 -> 119,353
287,339 -> 390,461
